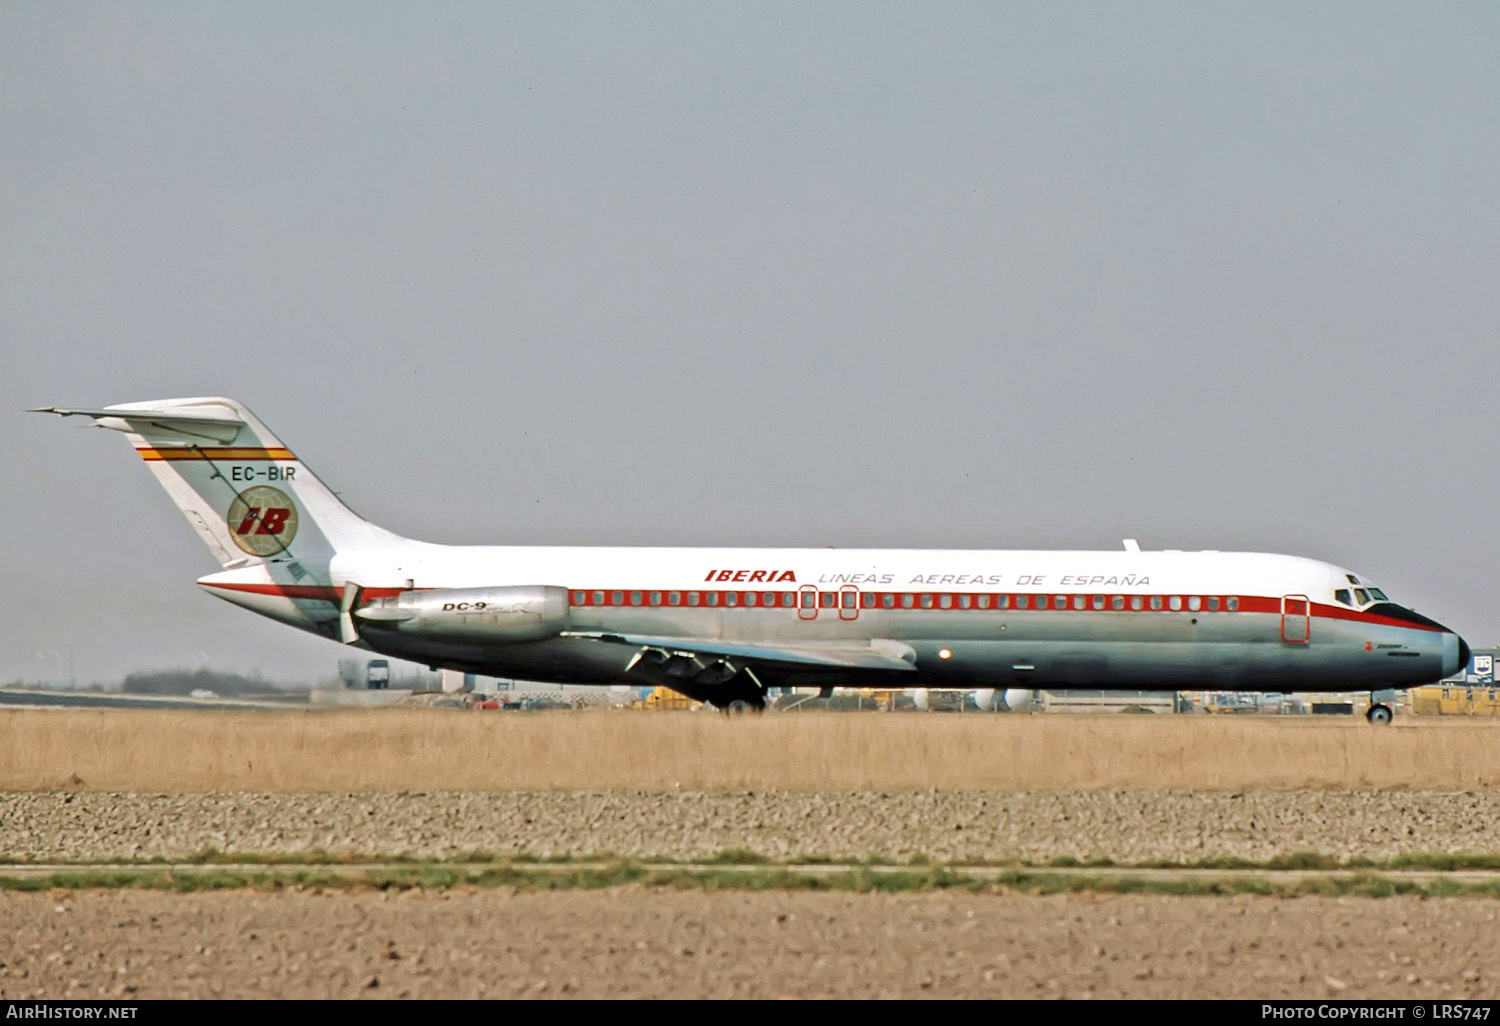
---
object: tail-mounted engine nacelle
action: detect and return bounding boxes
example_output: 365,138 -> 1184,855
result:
354,585 -> 570,643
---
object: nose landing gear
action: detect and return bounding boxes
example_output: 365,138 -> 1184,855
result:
1365,687 -> 1397,725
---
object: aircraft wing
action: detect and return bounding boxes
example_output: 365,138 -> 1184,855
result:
561,631 -> 918,673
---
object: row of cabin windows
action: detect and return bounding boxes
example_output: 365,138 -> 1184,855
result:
571,590 -> 1241,612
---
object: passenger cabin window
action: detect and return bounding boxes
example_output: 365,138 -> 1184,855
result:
669,592 -> 681,606
1188,596 -> 1202,611
882,593 -> 895,609
1112,595 -> 1124,610
1150,596 -> 1163,610
959,595 -> 971,609
706,592 -> 720,606
1033,596 -> 1046,610
593,591 -> 605,606
997,594 -> 1010,609
1207,596 -> 1220,611
1093,595 -> 1106,610
820,592 -> 836,608
764,592 -> 777,606
783,592 -> 797,606
1130,596 -> 1143,611
650,591 -> 662,606
1227,596 -> 1239,611
979,595 -> 992,609
612,591 -> 624,606
1169,596 -> 1183,611
630,591 -> 642,606
902,594 -> 915,608
920,594 -> 934,609
687,592 -> 701,606
1335,589 -> 1352,605
939,594 -> 952,609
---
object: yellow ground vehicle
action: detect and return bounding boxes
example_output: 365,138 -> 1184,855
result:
631,686 -> 700,711
1410,685 -> 1500,717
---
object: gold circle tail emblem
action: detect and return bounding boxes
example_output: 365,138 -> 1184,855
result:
226,486 -> 299,556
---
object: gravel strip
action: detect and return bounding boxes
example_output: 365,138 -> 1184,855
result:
4,790 -> 1500,863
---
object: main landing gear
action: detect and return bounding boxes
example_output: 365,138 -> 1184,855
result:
712,668 -> 769,716
624,646 -> 768,714
722,697 -> 763,716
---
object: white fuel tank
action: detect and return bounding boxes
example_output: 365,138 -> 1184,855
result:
1003,688 -> 1034,712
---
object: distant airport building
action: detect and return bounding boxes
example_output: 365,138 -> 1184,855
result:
1410,647 -> 1500,717
1037,689 -> 1183,714
1440,647 -> 1497,686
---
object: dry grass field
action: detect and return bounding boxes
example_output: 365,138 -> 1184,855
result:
5,708 -> 1500,792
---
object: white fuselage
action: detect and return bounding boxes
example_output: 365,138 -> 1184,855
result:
199,542 -> 1467,694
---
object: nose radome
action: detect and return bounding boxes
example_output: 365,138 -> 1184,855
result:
1442,633 -> 1471,680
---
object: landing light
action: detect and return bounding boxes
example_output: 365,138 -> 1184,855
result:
938,648 -> 952,660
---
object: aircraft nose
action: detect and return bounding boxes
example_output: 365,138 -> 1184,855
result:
1445,633 -> 1471,680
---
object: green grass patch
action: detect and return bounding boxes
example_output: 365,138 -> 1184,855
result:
9,863 -> 1500,898
22,847 -> 1500,877
702,847 -> 773,865
1387,852 -> 1500,871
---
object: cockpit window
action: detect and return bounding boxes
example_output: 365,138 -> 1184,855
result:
1354,588 -> 1370,604
1346,574 -> 1360,585
1335,589 -> 1352,605
1369,588 -> 1388,601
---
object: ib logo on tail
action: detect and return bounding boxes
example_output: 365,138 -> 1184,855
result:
226,486 -> 299,556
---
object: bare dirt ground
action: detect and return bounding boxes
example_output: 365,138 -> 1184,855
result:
5,789 -> 1500,863
8,709 -> 1500,1000
2,888 -> 1496,1000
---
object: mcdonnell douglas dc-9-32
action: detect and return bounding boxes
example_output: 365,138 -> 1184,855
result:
36,397 -> 1468,723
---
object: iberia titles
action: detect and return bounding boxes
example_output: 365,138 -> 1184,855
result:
702,569 -> 1154,588
704,569 -> 798,583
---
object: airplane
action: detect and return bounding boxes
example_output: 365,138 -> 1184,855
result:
35,397 -> 1468,724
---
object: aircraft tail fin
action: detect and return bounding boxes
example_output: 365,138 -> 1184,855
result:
33,397 -> 400,569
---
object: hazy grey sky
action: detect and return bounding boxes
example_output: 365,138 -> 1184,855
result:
5,2 -> 1499,684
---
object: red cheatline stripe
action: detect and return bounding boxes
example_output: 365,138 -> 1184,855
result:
137,447 -> 295,461
201,581 -> 1447,634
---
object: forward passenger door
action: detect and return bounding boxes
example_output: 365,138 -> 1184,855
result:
1281,595 -> 1310,643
